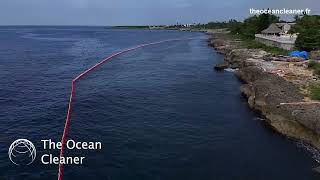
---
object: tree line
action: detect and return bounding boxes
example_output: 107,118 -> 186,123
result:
197,14 -> 320,52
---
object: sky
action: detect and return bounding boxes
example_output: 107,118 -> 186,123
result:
0,0 -> 319,26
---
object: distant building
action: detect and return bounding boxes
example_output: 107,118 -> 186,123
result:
261,23 -> 296,35
261,23 -> 283,35
275,23 -> 296,34
255,23 -> 297,50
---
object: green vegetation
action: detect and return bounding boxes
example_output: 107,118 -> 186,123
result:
310,84 -> 320,100
290,15 -> 320,51
193,14 -> 278,35
307,61 -> 320,100
193,14 -> 278,38
192,19 -> 240,29
230,14 -> 279,39
308,60 -> 320,76
224,14 -> 288,55
198,14 -> 320,53
223,14 -> 286,55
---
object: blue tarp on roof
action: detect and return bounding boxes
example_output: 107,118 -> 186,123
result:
289,50 -> 308,59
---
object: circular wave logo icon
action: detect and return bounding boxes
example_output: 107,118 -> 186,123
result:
8,139 -> 36,165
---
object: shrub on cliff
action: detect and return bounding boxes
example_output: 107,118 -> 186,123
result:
308,60 -> 320,76
295,29 -> 320,51
291,15 -> 320,51
291,15 -> 320,33
310,84 -> 320,100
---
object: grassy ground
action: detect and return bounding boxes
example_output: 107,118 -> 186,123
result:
310,84 -> 320,100
230,33 -> 289,56
308,61 -> 320,100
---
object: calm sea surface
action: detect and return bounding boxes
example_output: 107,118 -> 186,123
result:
0,26 -> 319,180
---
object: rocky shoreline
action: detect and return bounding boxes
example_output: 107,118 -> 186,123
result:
206,30 -> 320,151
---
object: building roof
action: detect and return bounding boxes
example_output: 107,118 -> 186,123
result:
261,23 -> 283,34
275,22 -> 296,27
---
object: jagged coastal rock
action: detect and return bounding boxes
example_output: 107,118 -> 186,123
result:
208,30 -> 320,149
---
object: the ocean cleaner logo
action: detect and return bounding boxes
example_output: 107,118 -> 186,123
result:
8,139 -> 36,165
9,139 -> 102,166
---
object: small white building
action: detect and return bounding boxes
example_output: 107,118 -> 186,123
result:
255,23 -> 297,50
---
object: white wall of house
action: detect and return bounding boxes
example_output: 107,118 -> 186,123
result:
255,34 -> 296,50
